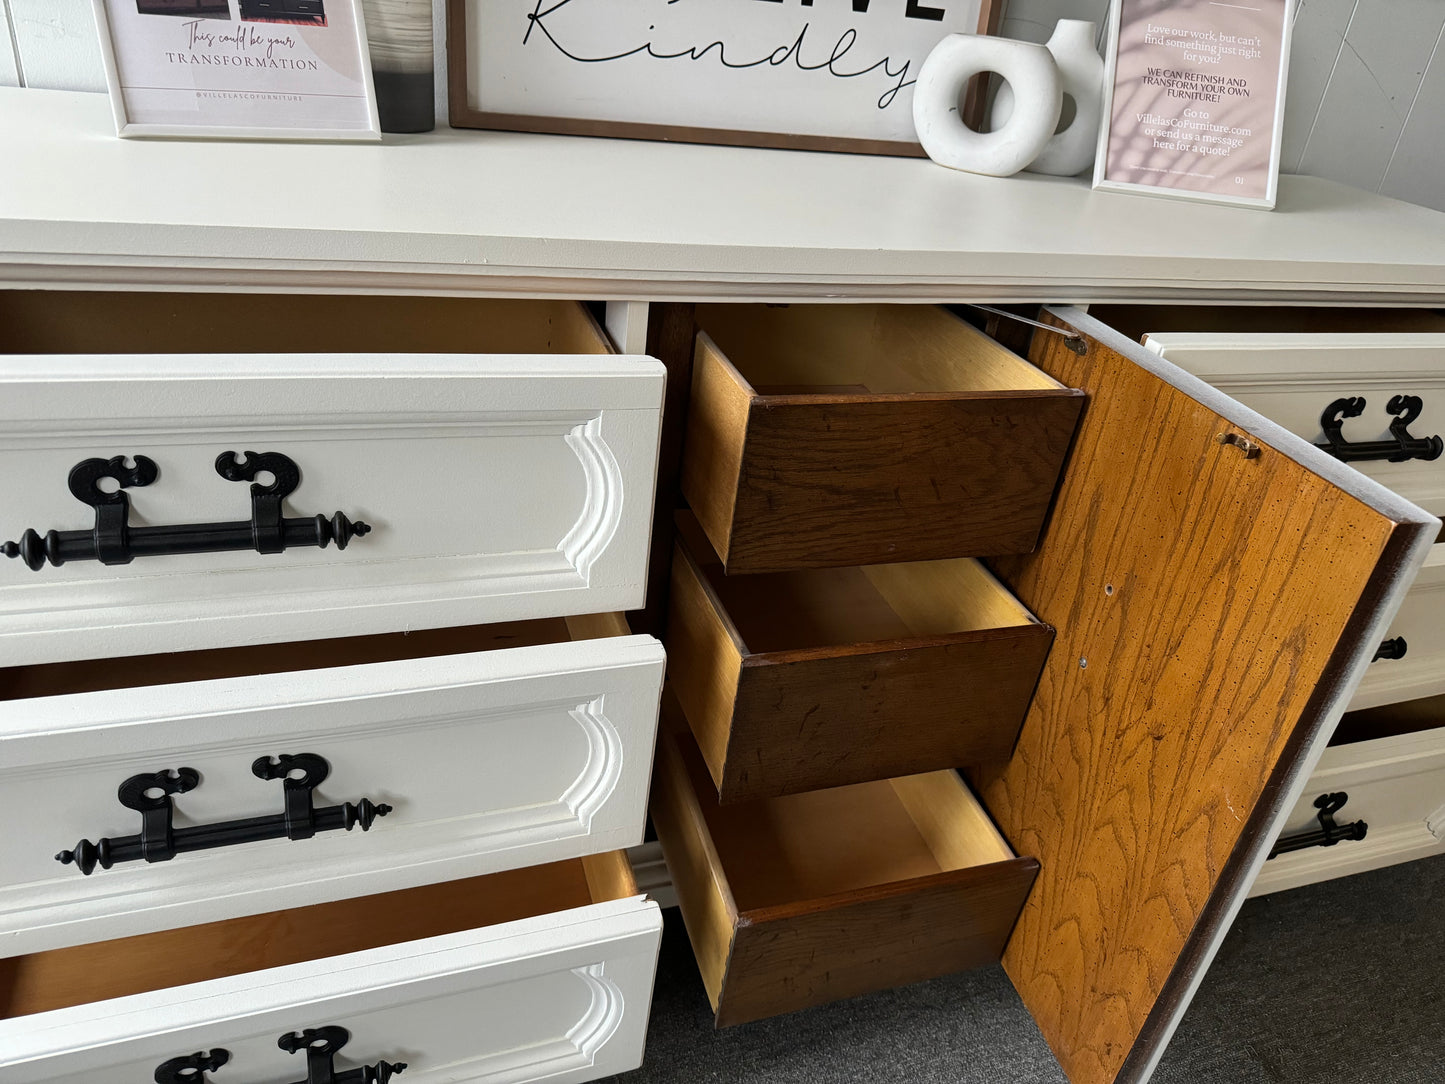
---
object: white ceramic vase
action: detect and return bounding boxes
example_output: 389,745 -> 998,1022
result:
990,20 -> 1104,177
912,34 -> 1062,178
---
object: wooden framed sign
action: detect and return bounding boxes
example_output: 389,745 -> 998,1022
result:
1093,0 -> 1295,208
447,0 -> 1002,155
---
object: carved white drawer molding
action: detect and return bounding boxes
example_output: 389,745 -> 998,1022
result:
0,622 -> 665,954
0,354 -> 665,666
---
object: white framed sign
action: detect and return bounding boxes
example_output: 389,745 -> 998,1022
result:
447,0 -> 1003,156
93,0 -> 381,140
1093,0 -> 1295,209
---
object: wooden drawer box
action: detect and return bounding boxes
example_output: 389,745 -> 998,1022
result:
681,304 -> 1085,574
0,613 -> 663,955
0,852 -> 660,1084
667,511 -> 1052,803
0,294 -> 664,666
651,725 -> 1037,1027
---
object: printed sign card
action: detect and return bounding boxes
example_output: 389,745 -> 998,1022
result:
1094,0 -> 1294,208
93,0 -> 379,140
450,0 -> 1000,155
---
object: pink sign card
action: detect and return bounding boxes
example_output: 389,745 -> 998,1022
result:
93,0 -> 379,140
1094,0 -> 1294,209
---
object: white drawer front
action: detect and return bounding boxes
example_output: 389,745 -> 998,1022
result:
2,635 -> 665,954
1353,543 -> 1445,710
1142,334 -> 1445,518
0,354 -> 665,665
1251,725 -> 1445,896
0,895 -> 661,1084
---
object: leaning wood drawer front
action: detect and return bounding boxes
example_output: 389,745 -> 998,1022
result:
650,724 -> 1037,1027
1352,542 -> 1445,710
0,616 -> 664,955
667,512 -> 1052,803
681,304 -> 1085,574
1250,723 -> 1445,896
0,853 -> 661,1084
0,351 -> 664,666
1139,332 -> 1445,519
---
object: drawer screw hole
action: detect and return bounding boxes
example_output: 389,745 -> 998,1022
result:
1105,584 -> 1114,596
1216,432 -> 1260,459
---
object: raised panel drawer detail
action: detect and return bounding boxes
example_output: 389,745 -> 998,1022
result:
667,512 -> 1052,803
1250,723 -> 1445,895
681,304 -> 1084,574
0,853 -> 661,1084
0,352 -> 663,665
650,724 -> 1037,1026
0,617 -> 664,955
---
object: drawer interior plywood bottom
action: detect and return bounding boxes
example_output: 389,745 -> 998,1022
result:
0,293 -> 614,356
0,613 -> 633,701
652,725 -> 1038,1027
668,512 -> 1052,802
0,852 -> 637,1018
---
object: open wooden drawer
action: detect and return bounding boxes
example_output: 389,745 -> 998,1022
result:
657,307 -> 1439,1084
0,613 -> 664,955
667,510 -> 1052,802
681,304 -> 1085,574
0,293 -> 664,666
0,852 -> 661,1084
652,720 -> 1037,1027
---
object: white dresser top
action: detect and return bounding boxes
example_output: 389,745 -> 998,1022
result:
3,87 -> 1444,304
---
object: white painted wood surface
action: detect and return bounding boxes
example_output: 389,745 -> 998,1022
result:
1353,545 -> 1445,711
6,0 -> 103,91
1,633 -> 665,954
1250,725 -> 1445,895
0,353 -> 665,665
2,89 -> 1444,303
0,893 -> 662,1084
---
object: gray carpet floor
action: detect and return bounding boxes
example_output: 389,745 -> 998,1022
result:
606,853 -> 1445,1082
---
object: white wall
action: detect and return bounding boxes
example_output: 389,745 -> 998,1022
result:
2,0 -> 1442,214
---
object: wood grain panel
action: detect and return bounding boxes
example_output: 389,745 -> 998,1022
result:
724,392 -> 1085,573
975,311 -> 1423,1084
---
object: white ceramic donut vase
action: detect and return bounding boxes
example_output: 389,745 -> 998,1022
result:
991,20 -> 1105,176
912,34 -> 1062,178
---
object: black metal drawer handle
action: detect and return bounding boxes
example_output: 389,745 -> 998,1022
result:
1267,792 -> 1367,859
3,450 -> 370,572
1314,395 -> 1443,463
1373,636 -> 1408,661
156,1026 -> 406,1084
56,753 -> 391,875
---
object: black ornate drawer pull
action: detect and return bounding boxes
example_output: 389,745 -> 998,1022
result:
1267,792 -> 1367,859
3,450 -> 370,572
56,753 -> 392,875
1373,636 -> 1408,662
1314,395 -> 1444,463
154,1028 -> 405,1084
156,1050 -> 231,1084
280,1026 -> 407,1084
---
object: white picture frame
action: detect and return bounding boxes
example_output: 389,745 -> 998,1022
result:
1092,0 -> 1295,210
93,0 -> 381,141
